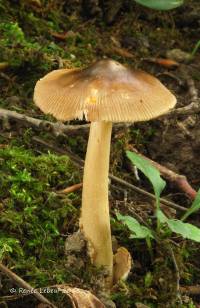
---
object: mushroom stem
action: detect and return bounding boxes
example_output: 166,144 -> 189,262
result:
80,121 -> 113,282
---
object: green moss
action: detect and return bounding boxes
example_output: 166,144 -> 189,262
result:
0,146 -> 80,286
0,20 -> 66,72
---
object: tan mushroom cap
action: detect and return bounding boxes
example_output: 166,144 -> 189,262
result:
34,59 -> 176,122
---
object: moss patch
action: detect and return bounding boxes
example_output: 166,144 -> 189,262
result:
0,146 -> 80,288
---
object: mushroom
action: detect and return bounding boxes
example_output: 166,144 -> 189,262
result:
34,59 -> 176,284
113,247 -> 132,284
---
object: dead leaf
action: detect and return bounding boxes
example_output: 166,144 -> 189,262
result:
112,47 -> 134,59
143,57 -> 179,68
155,58 -> 179,68
50,30 -> 79,41
57,286 -> 105,308
50,31 -> 68,40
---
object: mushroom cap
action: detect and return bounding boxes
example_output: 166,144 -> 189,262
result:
34,59 -> 176,122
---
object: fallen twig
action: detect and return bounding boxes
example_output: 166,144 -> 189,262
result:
0,263 -> 57,308
186,75 -> 198,102
168,246 -> 182,305
0,72 -> 13,82
110,174 -> 187,212
129,147 -> 197,200
169,66 -> 200,116
57,183 -> 83,194
33,136 -> 85,168
169,103 -> 200,116
143,57 -> 179,69
157,72 -> 184,87
32,137 -> 187,213
0,108 -> 132,136
0,107 -> 89,136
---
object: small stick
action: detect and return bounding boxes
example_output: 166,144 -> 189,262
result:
110,174 -> 187,212
33,137 -> 187,213
168,67 -> 200,116
142,57 -> 179,68
0,107 -> 89,135
0,108 -> 132,136
169,102 -> 200,116
157,72 -> 183,86
186,75 -> 198,102
32,136 -> 84,168
0,72 -> 12,82
129,147 -> 197,200
168,246 -> 182,305
57,183 -> 83,194
0,263 -> 57,308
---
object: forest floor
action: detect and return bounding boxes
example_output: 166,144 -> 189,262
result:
0,0 -> 200,307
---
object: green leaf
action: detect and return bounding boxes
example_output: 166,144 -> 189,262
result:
44,222 -> 60,235
116,212 -> 154,239
181,189 -> 200,221
167,219 -> 200,242
157,208 -> 200,243
0,237 -> 22,260
126,151 -> 166,207
156,209 -> 168,223
134,0 -> 184,10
